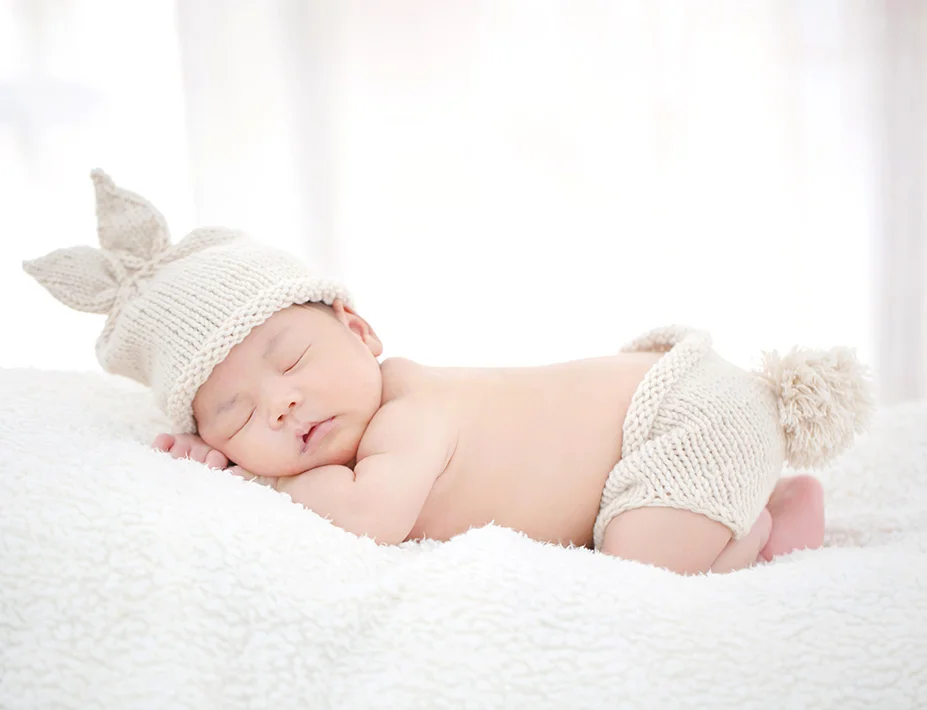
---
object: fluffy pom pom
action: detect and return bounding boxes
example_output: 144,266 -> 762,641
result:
761,346 -> 875,469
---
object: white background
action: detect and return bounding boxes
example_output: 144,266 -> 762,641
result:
2,0 -> 924,402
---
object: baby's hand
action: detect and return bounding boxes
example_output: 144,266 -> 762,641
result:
152,433 -> 229,469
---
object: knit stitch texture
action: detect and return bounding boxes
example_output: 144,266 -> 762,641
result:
592,325 -> 874,549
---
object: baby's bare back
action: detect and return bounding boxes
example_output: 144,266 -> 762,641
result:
385,352 -> 662,548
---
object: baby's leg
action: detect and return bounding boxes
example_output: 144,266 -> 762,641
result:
600,507 -> 732,575
710,508 -> 771,573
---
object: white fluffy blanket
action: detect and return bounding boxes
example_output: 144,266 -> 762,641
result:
1,368 -> 926,709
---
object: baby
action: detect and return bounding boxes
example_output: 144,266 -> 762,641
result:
25,170 -> 874,575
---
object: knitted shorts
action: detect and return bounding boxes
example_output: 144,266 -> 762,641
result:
592,327 -> 787,551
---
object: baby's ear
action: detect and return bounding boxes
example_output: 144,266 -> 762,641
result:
331,299 -> 383,357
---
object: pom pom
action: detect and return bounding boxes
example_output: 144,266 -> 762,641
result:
762,346 -> 875,469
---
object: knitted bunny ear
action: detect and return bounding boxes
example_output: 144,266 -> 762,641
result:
91,168 -> 170,259
23,245 -> 120,314
24,169 -> 176,315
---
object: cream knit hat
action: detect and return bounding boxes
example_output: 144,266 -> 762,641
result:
23,169 -> 353,434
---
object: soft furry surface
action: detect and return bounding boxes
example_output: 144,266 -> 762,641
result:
1,368 -> 925,710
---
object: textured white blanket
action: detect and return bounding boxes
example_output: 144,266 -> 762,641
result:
1,368 -> 925,709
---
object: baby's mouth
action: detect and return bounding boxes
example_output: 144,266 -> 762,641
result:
299,417 -> 335,453
300,425 -> 315,449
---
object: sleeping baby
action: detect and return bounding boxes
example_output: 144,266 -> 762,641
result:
24,170 -> 874,574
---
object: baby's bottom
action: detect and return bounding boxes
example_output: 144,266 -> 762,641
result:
600,475 -> 825,574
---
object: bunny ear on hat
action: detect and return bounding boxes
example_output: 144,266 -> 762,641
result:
91,168 -> 170,259
22,245 -> 120,315
23,169 -> 172,315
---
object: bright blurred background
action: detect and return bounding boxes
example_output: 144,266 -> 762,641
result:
1,1 -> 925,403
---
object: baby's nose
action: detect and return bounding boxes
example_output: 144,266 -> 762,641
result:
277,400 -> 296,420
273,393 -> 302,425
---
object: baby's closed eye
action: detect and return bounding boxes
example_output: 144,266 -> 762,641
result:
231,410 -> 255,437
284,345 -> 311,373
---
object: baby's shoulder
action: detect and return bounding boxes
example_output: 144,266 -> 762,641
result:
358,391 -> 457,465
379,357 -> 427,401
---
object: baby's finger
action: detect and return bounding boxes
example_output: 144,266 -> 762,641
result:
152,433 -> 175,452
189,443 -> 214,464
205,449 -> 228,469
169,440 -> 193,460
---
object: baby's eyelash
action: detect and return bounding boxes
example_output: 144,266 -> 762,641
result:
234,410 -> 254,436
284,346 -> 310,373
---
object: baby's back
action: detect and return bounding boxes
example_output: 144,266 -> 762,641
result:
391,352 -> 662,547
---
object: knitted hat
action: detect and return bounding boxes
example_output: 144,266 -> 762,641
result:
23,169 -> 353,433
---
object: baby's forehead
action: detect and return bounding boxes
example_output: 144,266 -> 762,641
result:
234,307 -> 303,352
197,302 -> 329,390
203,308 -> 304,380
192,329 -> 269,410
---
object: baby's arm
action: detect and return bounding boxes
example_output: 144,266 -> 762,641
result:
235,399 -> 453,544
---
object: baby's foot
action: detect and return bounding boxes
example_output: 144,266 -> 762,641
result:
759,474 -> 825,562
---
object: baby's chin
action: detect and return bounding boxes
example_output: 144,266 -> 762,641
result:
255,443 -> 360,477
309,421 -> 366,467
315,435 -> 362,469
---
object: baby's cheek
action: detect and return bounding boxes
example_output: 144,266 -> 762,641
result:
236,433 -> 288,476
216,437 -> 251,471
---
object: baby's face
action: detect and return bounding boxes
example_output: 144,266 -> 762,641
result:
192,301 -> 383,477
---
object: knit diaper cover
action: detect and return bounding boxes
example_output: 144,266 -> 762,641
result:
593,327 -> 786,551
